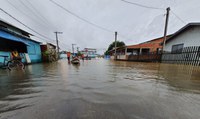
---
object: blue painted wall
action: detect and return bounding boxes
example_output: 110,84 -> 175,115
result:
23,39 -> 42,63
0,31 -> 42,64
0,41 -> 42,64
0,51 -> 27,65
0,51 -> 10,65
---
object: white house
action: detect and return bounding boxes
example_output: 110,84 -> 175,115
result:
164,23 -> 200,52
162,23 -> 200,65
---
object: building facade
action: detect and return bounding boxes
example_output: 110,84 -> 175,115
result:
81,48 -> 97,58
164,23 -> 200,52
0,19 -> 42,65
127,36 -> 166,55
108,35 -> 171,61
162,23 -> 200,66
40,43 -> 57,62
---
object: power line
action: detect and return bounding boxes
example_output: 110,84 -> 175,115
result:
171,10 -> 186,24
18,0 -> 48,24
32,35 -> 52,43
6,0 -> 50,29
121,0 -> 165,10
18,0 -> 60,31
49,0 -> 113,33
24,0 -> 50,23
5,0 -> 65,47
49,0 -> 135,42
49,0 -> 140,43
0,7 -> 54,42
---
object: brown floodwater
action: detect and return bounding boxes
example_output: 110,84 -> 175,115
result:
0,59 -> 200,119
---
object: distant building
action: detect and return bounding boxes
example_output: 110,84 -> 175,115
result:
108,35 -> 171,61
81,48 -> 97,58
60,51 -> 68,59
0,19 -> 42,64
126,36 -> 167,55
40,43 -> 57,62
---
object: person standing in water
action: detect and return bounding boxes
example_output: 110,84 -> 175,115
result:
67,52 -> 71,63
81,54 -> 84,61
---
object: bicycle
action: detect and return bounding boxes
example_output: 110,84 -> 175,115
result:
0,53 -> 25,71
7,59 -> 25,71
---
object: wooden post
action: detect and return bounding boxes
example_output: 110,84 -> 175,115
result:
54,31 -> 62,59
72,44 -> 76,56
114,32 -> 117,60
162,7 -> 170,53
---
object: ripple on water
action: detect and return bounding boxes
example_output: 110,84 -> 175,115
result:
0,60 -> 200,119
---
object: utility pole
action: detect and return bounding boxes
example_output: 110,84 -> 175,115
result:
54,31 -> 63,56
162,7 -> 170,53
72,44 -> 76,56
114,31 -> 118,60
77,47 -> 79,53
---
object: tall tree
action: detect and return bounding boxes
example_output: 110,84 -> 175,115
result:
104,41 -> 125,55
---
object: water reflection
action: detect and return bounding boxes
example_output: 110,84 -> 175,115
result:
0,59 -> 200,119
158,63 -> 200,93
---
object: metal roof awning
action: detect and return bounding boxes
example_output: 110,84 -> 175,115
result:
0,30 -> 29,46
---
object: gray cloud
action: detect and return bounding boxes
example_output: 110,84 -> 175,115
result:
0,0 -> 200,54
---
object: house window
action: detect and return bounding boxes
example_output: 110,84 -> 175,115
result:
141,48 -> 150,55
172,44 -> 184,53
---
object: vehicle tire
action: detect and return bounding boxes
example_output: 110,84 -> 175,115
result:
7,60 -> 16,70
7,60 -> 25,70
16,60 -> 25,70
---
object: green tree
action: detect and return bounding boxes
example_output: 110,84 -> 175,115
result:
77,51 -> 82,56
104,41 -> 125,55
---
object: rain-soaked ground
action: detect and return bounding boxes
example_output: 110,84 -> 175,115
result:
0,59 -> 200,119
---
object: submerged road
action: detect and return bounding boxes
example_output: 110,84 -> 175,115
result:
0,59 -> 200,119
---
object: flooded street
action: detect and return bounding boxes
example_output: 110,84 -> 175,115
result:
0,59 -> 200,119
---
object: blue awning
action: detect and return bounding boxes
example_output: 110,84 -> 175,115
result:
0,30 -> 29,45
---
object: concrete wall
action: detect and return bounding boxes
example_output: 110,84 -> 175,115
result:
164,26 -> 200,52
110,56 -> 115,60
117,55 -> 127,60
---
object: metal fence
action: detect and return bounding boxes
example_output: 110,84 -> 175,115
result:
162,46 -> 200,66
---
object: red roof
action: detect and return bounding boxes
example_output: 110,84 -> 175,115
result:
127,43 -> 160,49
126,35 -> 172,49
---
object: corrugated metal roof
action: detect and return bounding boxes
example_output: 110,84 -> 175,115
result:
0,27 -> 41,44
0,30 -> 29,45
0,18 -> 32,36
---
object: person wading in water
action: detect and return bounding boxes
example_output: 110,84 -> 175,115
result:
67,52 -> 71,63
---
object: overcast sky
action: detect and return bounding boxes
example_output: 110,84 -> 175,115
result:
0,0 -> 200,54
